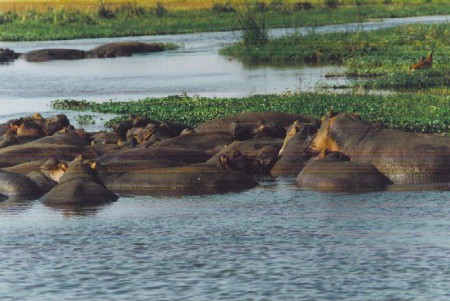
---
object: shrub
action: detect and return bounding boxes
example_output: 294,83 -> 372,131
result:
211,2 -> 236,13
236,4 -> 268,47
155,2 -> 167,17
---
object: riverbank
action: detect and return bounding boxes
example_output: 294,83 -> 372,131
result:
1,2 -> 450,41
51,92 -> 450,134
221,22 -> 450,91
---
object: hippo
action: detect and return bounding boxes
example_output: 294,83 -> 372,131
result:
97,147 -> 211,165
0,143 -> 98,168
0,171 -> 43,201
92,159 -> 185,174
97,164 -> 258,196
41,157 -> 117,206
271,120 -> 319,177
11,119 -> 45,137
296,150 -> 392,192
151,132 -> 233,154
27,159 -> 68,193
219,146 -> 279,177
3,160 -> 47,175
195,112 -> 319,134
306,111 -> 450,184
86,42 -> 166,58
0,48 -> 20,62
229,120 -> 286,141
19,49 -> 86,62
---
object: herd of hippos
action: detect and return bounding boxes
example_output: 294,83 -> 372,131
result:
0,41 -> 167,62
2,108 -> 450,209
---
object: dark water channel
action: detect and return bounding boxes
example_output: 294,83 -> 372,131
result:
1,15 -> 450,301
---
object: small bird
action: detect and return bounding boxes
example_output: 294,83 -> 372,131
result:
410,50 -> 433,71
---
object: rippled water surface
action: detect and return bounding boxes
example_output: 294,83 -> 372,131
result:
1,15 -> 450,300
1,180 -> 450,300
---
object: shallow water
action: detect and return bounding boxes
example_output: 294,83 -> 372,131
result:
1,15 -> 450,300
1,180 -> 450,300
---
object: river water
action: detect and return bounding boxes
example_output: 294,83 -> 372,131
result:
1,15 -> 450,301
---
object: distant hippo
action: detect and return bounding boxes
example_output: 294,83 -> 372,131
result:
0,48 -> 20,62
195,112 -> 318,134
19,49 -> 86,62
229,120 -> 286,140
86,42 -> 166,58
219,146 -> 279,177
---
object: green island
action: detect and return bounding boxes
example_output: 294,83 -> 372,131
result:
1,1 -> 450,41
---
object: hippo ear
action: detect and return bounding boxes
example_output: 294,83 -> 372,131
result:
352,112 -> 361,118
61,163 -> 68,172
317,148 -> 328,159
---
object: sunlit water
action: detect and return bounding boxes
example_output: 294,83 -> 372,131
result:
1,15 -> 450,300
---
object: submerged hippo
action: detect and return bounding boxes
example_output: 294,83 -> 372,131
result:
97,164 -> 258,196
19,49 -> 86,62
296,150 -> 392,192
0,171 -> 43,201
306,111 -> 450,184
86,42 -> 166,58
16,42 -> 170,62
41,158 -> 117,206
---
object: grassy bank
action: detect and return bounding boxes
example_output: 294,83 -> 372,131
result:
52,93 -> 450,134
221,22 -> 450,90
1,3 -> 450,41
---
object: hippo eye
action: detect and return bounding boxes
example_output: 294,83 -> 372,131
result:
232,150 -> 242,158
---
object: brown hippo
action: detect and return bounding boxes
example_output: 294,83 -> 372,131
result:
10,119 -> 45,137
97,164 -> 258,196
306,111 -> 450,184
86,42 -> 166,58
219,146 -> 279,177
41,157 -> 117,206
229,120 -> 286,141
97,147 -> 211,165
271,120 -> 319,177
296,150 -> 392,192
0,171 -> 43,201
19,49 -> 86,62
27,159 -> 68,193
195,112 -> 319,134
0,143 -> 98,168
150,132 -> 233,154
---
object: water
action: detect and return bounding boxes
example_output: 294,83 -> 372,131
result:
1,15 -> 450,300
1,180 -> 450,300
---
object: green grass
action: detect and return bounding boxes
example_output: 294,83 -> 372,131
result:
51,92 -> 450,134
2,4 -> 450,41
221,23 -> 450,90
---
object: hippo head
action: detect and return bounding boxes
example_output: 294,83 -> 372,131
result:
316,149 -> 350,162
40,158 -> 68,182
278,120 -> 320,157
219,146 -> 278,176
306,110 -> 374,156
0,48 -> 16,62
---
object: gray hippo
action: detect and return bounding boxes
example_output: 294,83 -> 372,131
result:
296,150 -> 392,192
271,120 -> 319,177
41,157 -> 117,206
96,164 -> 258,196
86,42 -> 166,58
195,112 -> 319,134
19,49 -> 86,62
0,171 -> 43,201
306,111 -> 450,184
